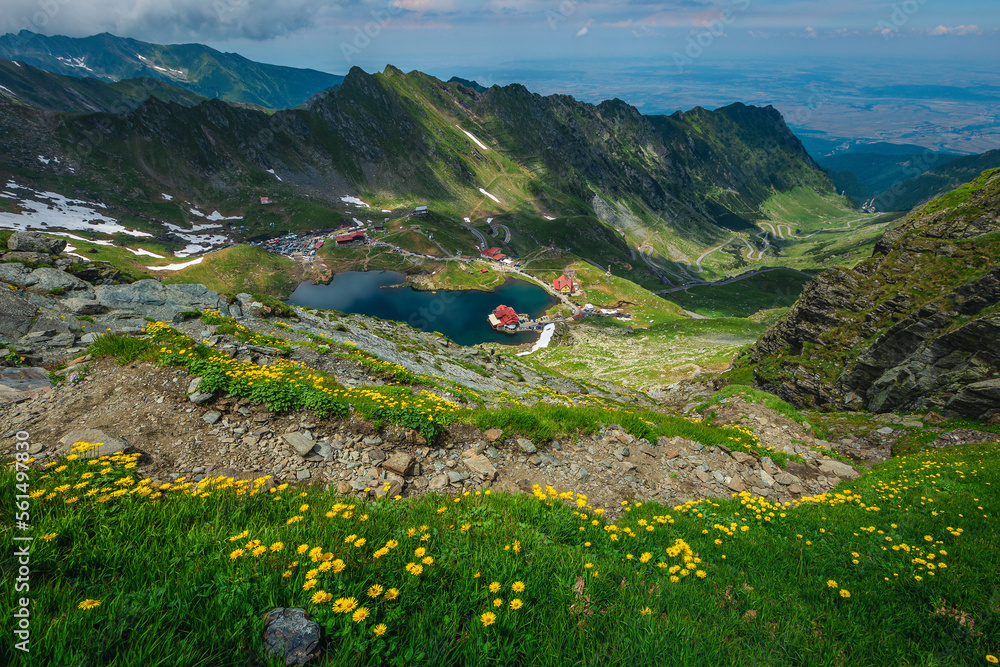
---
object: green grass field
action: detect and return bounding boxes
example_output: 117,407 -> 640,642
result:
166,245 -> 300,297
663,269 -> 817,318
532,317 -> 765,388
4,434 -> 997,666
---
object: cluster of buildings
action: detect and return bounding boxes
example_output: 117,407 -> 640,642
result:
255,231 -> 331,258
334,230 -> 367,246
480,247 -> 514,265
488,304 -> 522,332
255,225 -> 370,259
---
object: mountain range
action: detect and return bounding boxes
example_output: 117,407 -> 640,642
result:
0,30 -> 343,109
0,56 -> 841,287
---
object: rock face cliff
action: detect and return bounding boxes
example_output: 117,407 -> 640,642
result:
748,168 -> 1000,420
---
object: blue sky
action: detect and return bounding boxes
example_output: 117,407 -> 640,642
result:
3,0 -> 998,76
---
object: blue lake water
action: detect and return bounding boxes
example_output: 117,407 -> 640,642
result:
286,271 -> 558,346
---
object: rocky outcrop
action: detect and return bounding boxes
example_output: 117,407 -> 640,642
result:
0,289 -> 39,343
93,280 -> 242,321
748,169 -> 1000,420
7,231 -> 66,255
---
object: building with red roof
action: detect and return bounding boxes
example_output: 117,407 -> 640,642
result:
553,274 -> 574,293
481,247 -> 506,261
335,230 -> 367,246
488,304 -> 520,330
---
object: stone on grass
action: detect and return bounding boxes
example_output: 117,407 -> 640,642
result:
58,428 -> 130,458
262,607 -> 320,666
428,474 -> 450,490
818,459 -> 859,480
8,231 -> 66,255
517,437 -> 536,454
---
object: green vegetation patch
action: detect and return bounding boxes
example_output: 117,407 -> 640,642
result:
465,403 -> 777,461
5,435 -> 998,666
85,334 -> 155,365
696,385 -> 808,428
166,246 -> 299,298
664,269 -> 815,318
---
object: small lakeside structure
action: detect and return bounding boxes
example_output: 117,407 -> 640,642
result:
488,304 -> 520,332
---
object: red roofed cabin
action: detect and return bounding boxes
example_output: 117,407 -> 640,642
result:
488,304 -> 520,331
481,247 -> 506,261
259,196 -> 273,205
335,230 -> 367,246
553,274 -> 574,294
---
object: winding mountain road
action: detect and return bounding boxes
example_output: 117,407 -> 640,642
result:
653,266 -> 815,295
464,218 -> 488,248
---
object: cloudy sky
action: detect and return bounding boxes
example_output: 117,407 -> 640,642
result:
3,0 -> 998,77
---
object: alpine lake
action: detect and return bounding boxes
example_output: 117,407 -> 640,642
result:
286,271 -> 558,346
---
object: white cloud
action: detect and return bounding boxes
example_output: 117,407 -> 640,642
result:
2,0 -> 335,42
926,24 -> 982,36
576,19 -> 593,37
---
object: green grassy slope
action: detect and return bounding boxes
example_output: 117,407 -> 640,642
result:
743,167 -> 1000,409
5,431 -> 996,666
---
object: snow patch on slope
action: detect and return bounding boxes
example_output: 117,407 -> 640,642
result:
457,126 -> 490,150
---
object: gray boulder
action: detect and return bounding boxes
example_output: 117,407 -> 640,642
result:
0,262 -> 32,284
237,293 -> 266,317
0,290 -> 38,342
23,268 -> 93,294
0,367 -> 51,404
282,432 -> 316,457
186,377 -> 214,405
262,608 -> 320,666
62,297 -> 107,315
8,231 -> 66,255
58,428 -> 131,459
2,251 -> 54,266
517,437 -> 537,454
94,280 -> 240,321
